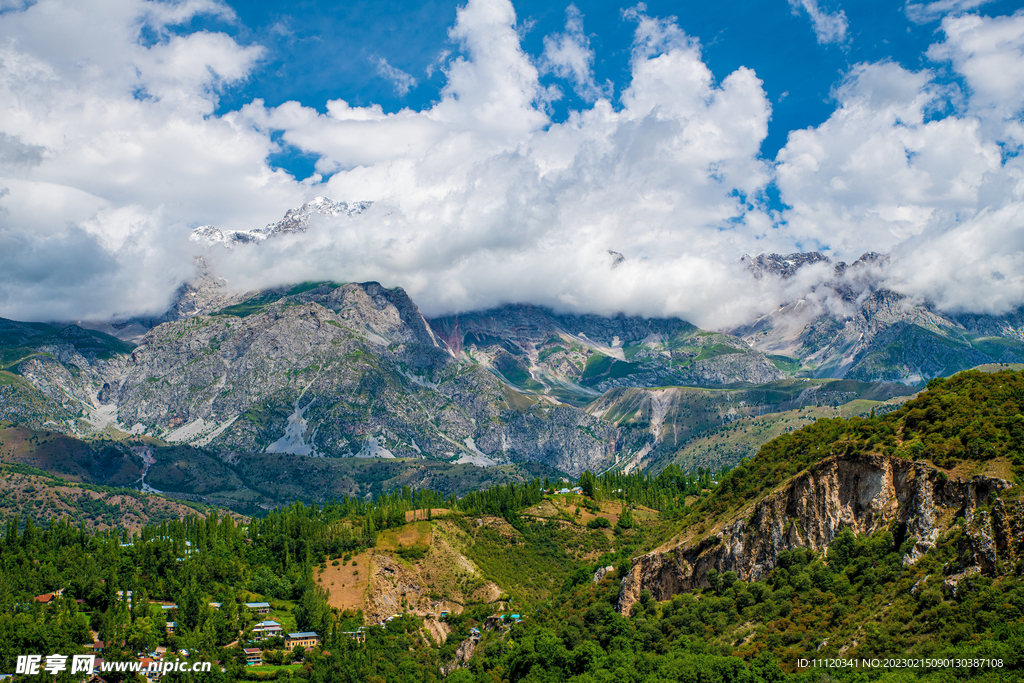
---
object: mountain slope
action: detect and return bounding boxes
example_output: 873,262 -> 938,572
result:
0,319 -> 134,432
618,368 -> 1024,615
585,379 -> 917,473
735,252 -> 1024,382
114,282 -> 618,475
429,305 -> 784,404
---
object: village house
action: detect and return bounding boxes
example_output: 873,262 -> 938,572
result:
33,588 -> 65,605
284,632 -> 320,649
243,648 -> 262,666
339,627 -> 367,643
139,657 -> 159,681
244,602 -> 271,615
251,620 -> 283,640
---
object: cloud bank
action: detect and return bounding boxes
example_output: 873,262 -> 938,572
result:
0,0 -> 1022,329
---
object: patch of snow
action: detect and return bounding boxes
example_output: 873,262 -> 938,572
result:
190,197 -> 372,248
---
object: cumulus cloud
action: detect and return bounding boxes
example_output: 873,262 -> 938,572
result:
0,0 -> 306,320
927,11 -> 1024,141
0,0 -> 1023,328
788,0 -> 848,45
371,55 -> 418,96
775,61 -> 1000,254
219,0 -> 780,328
775,13 -> 1024,315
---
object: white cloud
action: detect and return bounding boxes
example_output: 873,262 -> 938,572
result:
0,0 -> 306,320
540,4 -> 611,102
775,61 -> 1002,256
775,12 -> 1024,316
927,11 -> 1024,141
788,0 -> 849,45
0,0 -> 1022,329
905,0 -> 996,24
216,1 -> 778,328
372,55 -> 418,96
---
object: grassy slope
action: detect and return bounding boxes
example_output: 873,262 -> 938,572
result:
653,369 -> 1024,553
0,464 -> 233,533
664,396 -> 914,474
0,425 -> 142,485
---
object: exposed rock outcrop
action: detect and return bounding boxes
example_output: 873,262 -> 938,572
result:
618,453 -> 1015,615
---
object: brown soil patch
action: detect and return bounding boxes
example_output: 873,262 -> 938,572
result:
316,550 -> 372,611
405,508 -> 450,522
377,521 -> 432,550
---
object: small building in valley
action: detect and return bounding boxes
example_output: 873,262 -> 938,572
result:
251,620 -> 283,640
285,632 -> 320,650
245,602 -> 271,615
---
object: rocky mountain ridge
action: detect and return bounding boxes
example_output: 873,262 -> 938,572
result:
3,194 -> 1024,493
617,451 -> 1019,615
734,251 -> 1024,382
429,305 -> 784,402
189,196 -> 372,247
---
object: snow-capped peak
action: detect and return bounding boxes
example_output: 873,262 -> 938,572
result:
189,197 -> 372,247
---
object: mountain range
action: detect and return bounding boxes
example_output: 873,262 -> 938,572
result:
2,197 -> 1023,507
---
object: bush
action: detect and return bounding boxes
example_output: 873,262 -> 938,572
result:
587,517 -> 611,529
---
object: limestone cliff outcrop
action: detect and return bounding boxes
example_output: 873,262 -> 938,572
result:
618,452 -> 1018,614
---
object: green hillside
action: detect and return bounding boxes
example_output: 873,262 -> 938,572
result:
0,369 -> 1022,682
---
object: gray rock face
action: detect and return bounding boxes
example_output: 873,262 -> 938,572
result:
0,318 -> 132,430
741,251 -> 832,279
112,283 -> 617,475
617,452 -> 1015,615
429,305 -> 783,400
189,197 -> 372,246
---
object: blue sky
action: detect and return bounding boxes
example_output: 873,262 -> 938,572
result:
0,0 -> 1022,326
204,0 -> 1020,176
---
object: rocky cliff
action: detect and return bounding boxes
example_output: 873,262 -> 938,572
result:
618,452 -> 1019,614
112,282 -> 618,475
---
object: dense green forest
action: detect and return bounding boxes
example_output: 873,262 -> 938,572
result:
0,369 -> 1022,681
